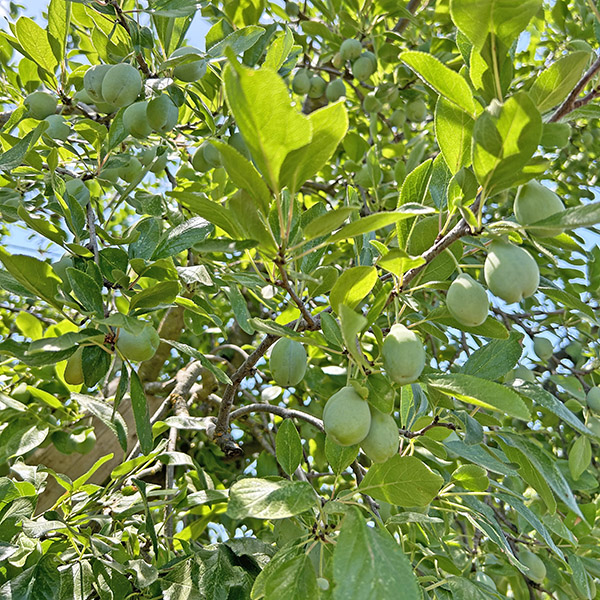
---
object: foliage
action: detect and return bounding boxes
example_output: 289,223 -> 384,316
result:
0,0 -> 600,598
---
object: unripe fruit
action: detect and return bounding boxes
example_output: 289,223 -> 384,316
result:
406,98 -> 427,122
117,325 -> 160,362
363,92 -> 382,113
11,383 -> 30,403
192,146 -> 211,172
147,95 -> 178,133
586,416 -> 600,437
123,101 -> 152,138
533,336 -> 553,361
308,75 -> 327,98
361,51 -> 377,69
71,427 -> 96,454
285,1 -> 299,16
171,46 -> 204,82
352,56 -> 375,81
101,63 -> 142,108
292,69 -> 311,94
391,109 -> 406,128
382,324 -> 426,385
269,338 -> 307,387
83,64 -> 112,103
119,156 -> 143,183
65,178 -> 90,206
52,430 -> 78,455
520,550 -> 546,583
326,78 -> 346,102
24,91 -> 57,119
202,141 -> 222,168
581,131 -> 593,146
514,181 -> 565,237
484,240 -> 540,304
323,386 -> 371,446
150,151 -> 168,173
332,52 -> 344,69
43,115 -> 70,141
360,407 -> 399,463
74,89 -> 94,105
64,347 -> 84,386
94,100 -> 118,114
340,39 -> 362,61
99,167 -> 120,183
446,273 -> 489,327
138,146 -> 157,166
586,386 -> 600,412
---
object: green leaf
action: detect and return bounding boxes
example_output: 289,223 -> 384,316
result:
528,201 -> 600,233
303,207 -> 358,241
0,249 -> 61,309
15,16 -> 58,73
568,435 -> 592,481
377,249 -> 426,277
422,372 -> 530,420
74,394 -> 128,453
263,26 -> 293,71
0,420 -> 48,464
399,159 -> 434,207
210,141 -> 271,214
325,437 -> 358,476
329,266 -> 377,313
66,268 -> 104,317
279,101 -> 349,194
449,0 -> 542,50
435,97 -> 475,174
223,61 -> 312,192
165,340 -> 232,384
358,455 -> 444,506
0,122 -> 47,171
452,464 -> 489,492
339,304 -> 368,366
275,419 -> 303,476
444,437 -> 517,476
171,192 -> 242,238
462,332 -> 522,380
152,217 -> 214,259
264,554 -> 318,600
48,0 -> 71,63
320,312 -> 344,349
400,51 -> 475,115
332,507 -> 421,600
472,91 -> 542,197
130,370 -> 153,455
225,285 -> 255,335
529,51 -> 591,112
227,478 -> 317,519
129,281 -> 180,312
206,25 -> 266,58
431,307 -> 510,339
82,344 -> 111,387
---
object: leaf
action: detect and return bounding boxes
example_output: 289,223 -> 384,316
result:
0,122 -> 47,171
444,437 -> 517,476
339,304 -> 368,365
275,420 -> 303,476
210,141 -> 271,214
303,207 -> 358,240
82,344 -> 111,387
452,464 -> 489,491
225,285 -> 255,335
130,370 -> 153,455
472,91 -> 542,197
568,435 -> 592,481
449,0 -> 542,50
263,27 -> 293,71
332,507 -> 421,600
329,266 -> 377,313
400,51 -> 475,115
0,249 -> 61,309
462,332 -> 522,380
264,554 -> 317,600
528,202 -> 600,233
358,455 -> 444,507
435,97 -> 475,174
399,159 -> 434,207
325,437 -> 358,476
48,0 -> 71,62
74,393 -> 128,452
223,60 -> 312,192
15,16 -> 58,73
206,25 -> 266,58
529,51 -> 591,112
129,281 -> 180,312
422,372 -> 530,420
66,268 -> 104,317
0,420 -> 48,464
152,217 -> 214,259
165,340 -> 232,384
227,478 -> 317,519
279,101 -> 349,194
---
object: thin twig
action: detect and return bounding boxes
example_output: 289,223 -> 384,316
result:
230,403 -> 325,431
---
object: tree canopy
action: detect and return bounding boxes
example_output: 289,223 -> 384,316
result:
1,0 -> 600,598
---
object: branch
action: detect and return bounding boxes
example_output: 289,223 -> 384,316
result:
550,54 -> 600,122
85,202 -> 100,264
399,416 -> 456,439
277,263 -> 316,328
229,403 -> 325,432
393,0 -> 425,34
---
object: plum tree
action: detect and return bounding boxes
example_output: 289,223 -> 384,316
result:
101,63 -> 142,107
325,79 -> 346,102
24,91 -> 57,119
83,64 -> 112,103
484,240 -> 540,303
323,386 -> 371,446
514,181 -> 565,236
360,407 -> 399,463
339,38 -> 362,61
406,98 -> 427,122
291,69 -> 310,94
352,55 -> 376,81
382,324 -> 426,385
147,95 -> 178,133
446,273 -> 489,327
123,101 -> 152,138
269,338 -> 307,386
170,47 -> 204,82
308,75 -> 326,98
116,324 -> 160,362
